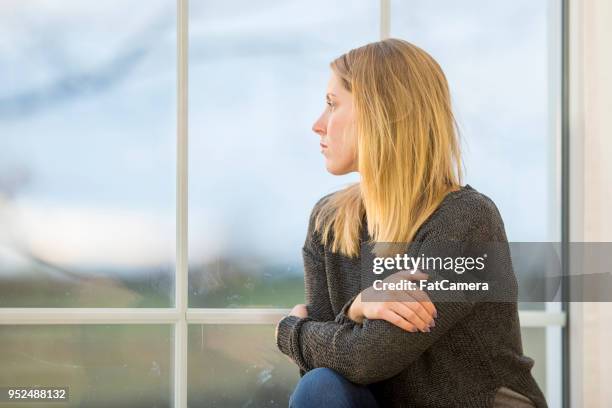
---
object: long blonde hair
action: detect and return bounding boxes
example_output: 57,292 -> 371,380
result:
315,38 -> 463,258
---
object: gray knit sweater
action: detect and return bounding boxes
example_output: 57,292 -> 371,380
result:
276,184 -> 548,407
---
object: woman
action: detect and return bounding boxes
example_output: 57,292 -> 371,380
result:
275,38 -> 547,408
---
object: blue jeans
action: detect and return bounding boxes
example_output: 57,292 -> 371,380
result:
289,367 -> 380,408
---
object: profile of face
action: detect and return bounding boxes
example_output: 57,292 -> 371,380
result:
312,71 -> 358,175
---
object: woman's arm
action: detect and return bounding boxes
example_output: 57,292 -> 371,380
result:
299,193 -> 338,321
277,297 -> 474,385
277,211 -> 507,385
302,245 -> 335,321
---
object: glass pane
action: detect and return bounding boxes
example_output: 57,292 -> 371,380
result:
0,1 -> 176,307
389,6 -> 564,403
390,0 -> 561,311
0,325 -> 173,407
188,0 -> 377,307
521,328 -> 547,394
188,324 -> 298,407
186,325 -> 557,407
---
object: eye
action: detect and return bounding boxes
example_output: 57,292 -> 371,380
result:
326,100 -> 336,111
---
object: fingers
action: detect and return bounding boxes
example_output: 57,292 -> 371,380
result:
363,299 -> 438,332
389,301 -> 434,332
364,267 -> 439,331
400,290 -> 437,319
380,308 -> 419,332
388,270 -> 437,318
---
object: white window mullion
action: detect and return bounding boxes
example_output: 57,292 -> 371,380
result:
187,308 -> 288,325
0,309 -> 181,325
380,0 -> 391,40
175,0 -> 189,407
0,308 -> 566,327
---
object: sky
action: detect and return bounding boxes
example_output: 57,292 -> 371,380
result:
0,0 -> 559,277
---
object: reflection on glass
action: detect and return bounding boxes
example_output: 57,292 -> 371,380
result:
0,325 -> 172,407
188,324 -> 299,407
0,0 -> 176,307
188,0 -> 375,307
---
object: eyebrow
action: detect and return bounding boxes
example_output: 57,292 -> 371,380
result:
326,93 -> 336,98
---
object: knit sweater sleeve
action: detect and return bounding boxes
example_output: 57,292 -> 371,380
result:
301,196 -> 335,322
276,199 -> 508,385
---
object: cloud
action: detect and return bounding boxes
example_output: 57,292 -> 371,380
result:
0,198 -> 174,272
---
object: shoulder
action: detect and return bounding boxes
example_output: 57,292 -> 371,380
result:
306,191 -> 337,227
441,185 -> 502,222
312,191 -> 337,213
422,185 -> 507,241
308,190 -> 343,231
303,190 -> 339,253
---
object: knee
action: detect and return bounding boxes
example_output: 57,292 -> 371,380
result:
294,367 -> 346,392
289,368 -> 350,408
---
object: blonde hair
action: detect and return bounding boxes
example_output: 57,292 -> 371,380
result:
315,38 -> 463,258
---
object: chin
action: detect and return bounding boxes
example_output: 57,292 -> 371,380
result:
325,162 -> 352,176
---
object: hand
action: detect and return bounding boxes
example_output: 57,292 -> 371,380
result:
288,303 -> 308,318
347,270 -> 437,333
275,304 -> 309,342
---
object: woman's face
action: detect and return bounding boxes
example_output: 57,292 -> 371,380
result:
312,71 -> 358,175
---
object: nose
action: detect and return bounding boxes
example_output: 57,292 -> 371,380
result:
312,113 -> 326,137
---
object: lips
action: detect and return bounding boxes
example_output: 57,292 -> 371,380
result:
320,142 -> 328,149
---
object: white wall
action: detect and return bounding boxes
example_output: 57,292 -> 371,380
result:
569,0 -> 612,406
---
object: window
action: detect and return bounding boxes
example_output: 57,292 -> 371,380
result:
389,1 -> 564,405
188,0 -> 375,309
0,0 -> 176,308
0,1 -> 566,407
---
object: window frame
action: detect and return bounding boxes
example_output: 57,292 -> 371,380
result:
0,1 -> 568,407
